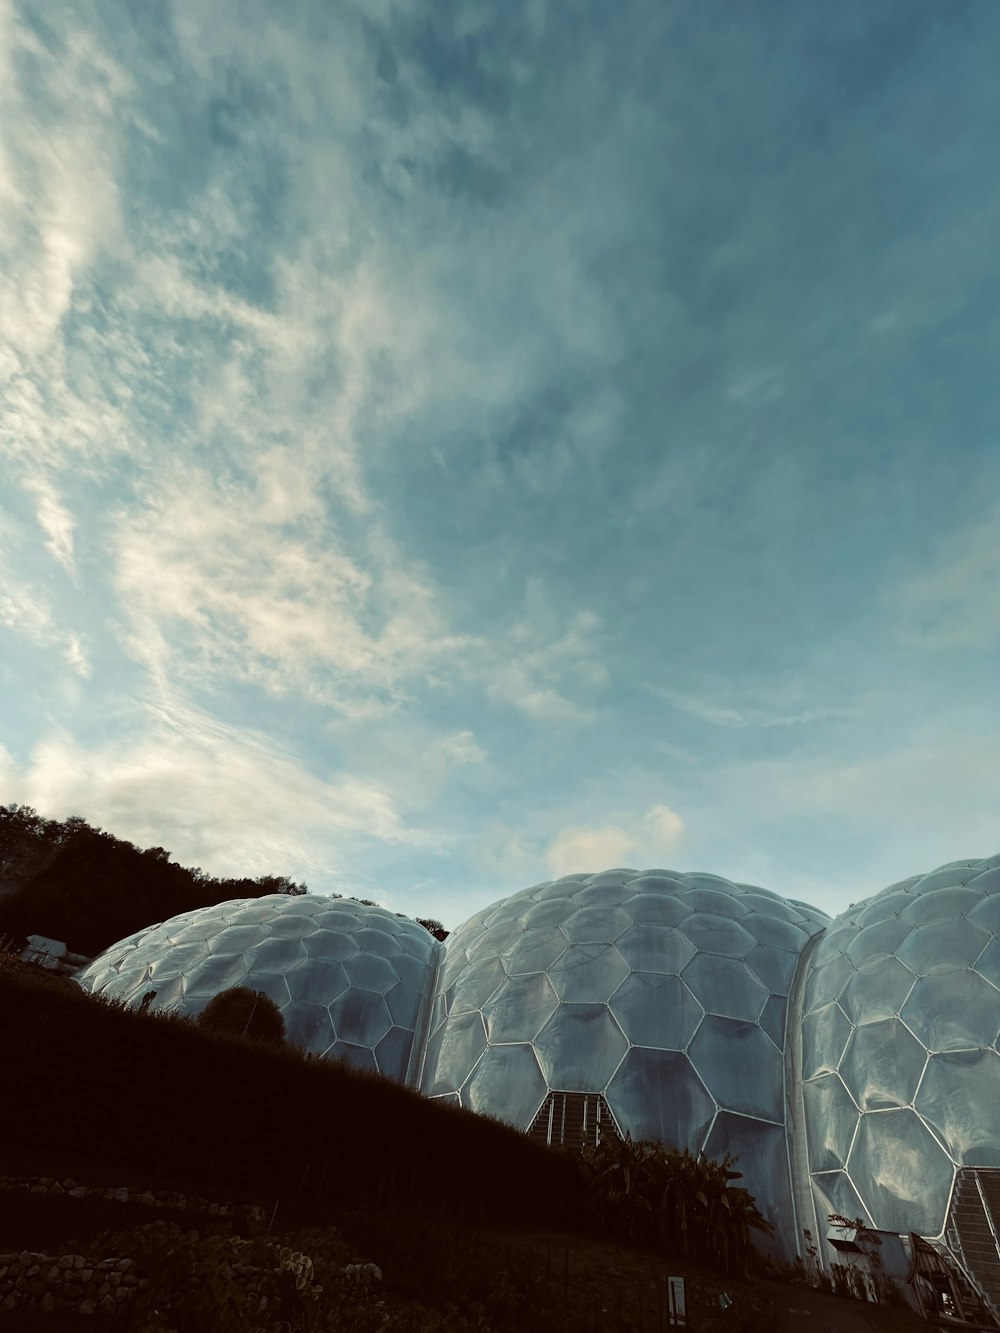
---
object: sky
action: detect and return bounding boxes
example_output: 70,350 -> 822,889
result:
1,0 -> 999,930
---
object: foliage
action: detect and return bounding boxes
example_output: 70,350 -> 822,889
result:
579,1134 -> 772,1276
197,986 -> 287,1046
416,918 -> 450,941
0,803 -> 309,956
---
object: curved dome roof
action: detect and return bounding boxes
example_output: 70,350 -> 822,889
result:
74,894 -> 441,1082
800,854 -> 1000,1237
419,868 -> 829,1240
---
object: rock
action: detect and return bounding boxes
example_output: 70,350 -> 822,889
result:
3,1294 -> 19,1310
49,1182 -> 65,1194
117,1257 -> 133,1271
116,1286 -> 131,1302
63,1177 -> 78,1189
68,1186 -> 88,1198
115,1186 -> 128,1203
78,1298 -> 96,1315
80,1269 -> 92,1282
41,1292 -> 56,1312
74,1255 -> 85,1269
141,1190 -> 156,1206
48,1264 -> 61,1280
99,1294 -> 116,1315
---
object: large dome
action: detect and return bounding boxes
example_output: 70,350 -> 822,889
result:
418,868 -> 829,1244
74,894 -> 441,1083
800,854 -> 1000,1238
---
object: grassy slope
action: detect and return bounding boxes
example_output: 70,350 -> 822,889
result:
0,957 -> 929,1333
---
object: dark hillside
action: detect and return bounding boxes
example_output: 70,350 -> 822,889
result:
0,960 -> 584,1231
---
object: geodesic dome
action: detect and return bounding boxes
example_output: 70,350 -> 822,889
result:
74,894 -> 441,1082
418,868 -> 829,1239
800,854 -> 1000,1239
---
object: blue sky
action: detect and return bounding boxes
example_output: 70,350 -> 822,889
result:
2,0 -> 998,927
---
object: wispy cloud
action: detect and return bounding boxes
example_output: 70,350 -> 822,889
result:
892,502 -> 1000,649
0,578 -> 89,678
544,804 -> 686,879
9,698 -> 434,885
652,682 -> 852,730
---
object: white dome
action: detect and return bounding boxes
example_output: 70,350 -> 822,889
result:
74,894 -> 441,1083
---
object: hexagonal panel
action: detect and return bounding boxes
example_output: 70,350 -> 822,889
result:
897,918 -> 992,976
374,1026 -> 415,1082
917,1050 -> 1000,1167
463,1043 -> 548,1129
745,944 -> 798,995
421,1011 -> 488,1097
522,899 -> 580,931
385,982 -> 423,1028
331,1042 -> 377,1074
561,905 -> 633,945
901,887 -> 985,927
208,925 -> 266,956
901,970 -> 1000,1052
264,912 -> 318,940
394,951 -> 435,990
447,956 -> 507,1015
249,972 -> 292,1010
343,952 -> 399,994
759,994 -> 787,1050
684,889 -> 747,920
352,927 -> 403,959
533,1004 -> 628,1091
741,913 -> 808,953
839,956 -> 916,1026
248,937 -> 308,973
843,917 -> 912,966
628,892 -> 691,927
847,1107 -> 955,1235
503,927 -> 569,976
283,1002 -> 337,1055
683,914 -> 756,957
606,1049 -> 715,1151
840,1020 -> 927,1111
575,882 -> 636,908
801,1002 -> 853,1079
968,891 -> 1000,934
682,954 -> 768,1022
804,953 -> 856,1011
803,1074 -> 859,1172
616,924 -> 696,974
688,1017 -> 783,1122
483,972 -> 560,1044
811,1171 -> 874,1229
285,958 -> 350,1005
183,952 -> 251,996
973,936 -> 1000,991
705,1114 -> 792,1241
300,929 -> 358,962
548,944 -> 629,1003
609,973 -> 703,1049
329,991 -> 392,1048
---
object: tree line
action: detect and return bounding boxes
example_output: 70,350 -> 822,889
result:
0,803 -> 311,957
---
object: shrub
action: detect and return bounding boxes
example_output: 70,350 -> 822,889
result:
579,1135 -> 772,1276
197,986 -> 286,1046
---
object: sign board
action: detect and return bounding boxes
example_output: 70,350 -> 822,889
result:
667,1275 -> 687,1326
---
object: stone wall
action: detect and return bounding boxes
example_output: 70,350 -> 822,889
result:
0,1250 -> 141,1317
0,1172 -> 267,1226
